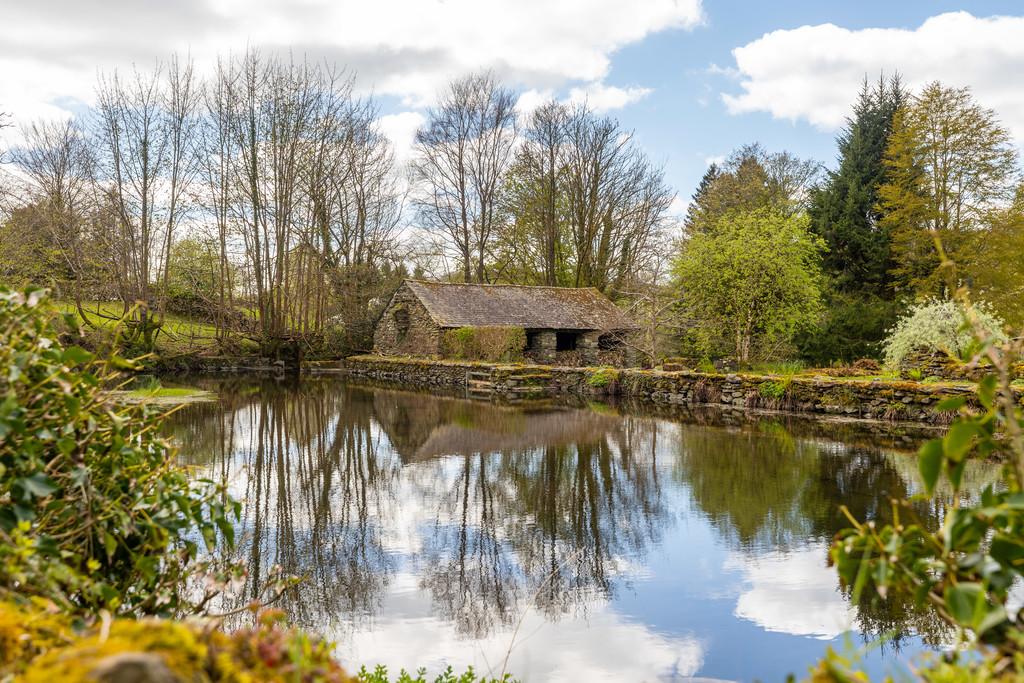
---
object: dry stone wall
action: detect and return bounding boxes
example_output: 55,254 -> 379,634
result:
343,355 -> 1024,424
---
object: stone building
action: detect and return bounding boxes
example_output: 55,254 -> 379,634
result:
373,280 -> 639,365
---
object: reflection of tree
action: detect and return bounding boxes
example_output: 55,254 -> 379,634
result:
670,418 -> 961,646
413,409 -> 668,636
673,423 -> 824,550
169,380 -> 400,629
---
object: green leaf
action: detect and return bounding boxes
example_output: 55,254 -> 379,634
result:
944,582 -> 984,626
851,543 -> 873,605
943,421 -> 979,461
918,439 -> 944,494
975,604 -> 1008,637
61,345 -> 94,366
17,473 -> 57,499
934,396 -> 966,412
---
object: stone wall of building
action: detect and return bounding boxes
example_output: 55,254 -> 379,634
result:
341,355 -> 1022,424
373,284 -> 443,357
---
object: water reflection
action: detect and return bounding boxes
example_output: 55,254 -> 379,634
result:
168,378 -> 997,682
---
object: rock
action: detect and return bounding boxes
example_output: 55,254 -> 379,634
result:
90,653 -> 182,683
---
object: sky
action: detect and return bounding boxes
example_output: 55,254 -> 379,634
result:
3,0 -> 1024,214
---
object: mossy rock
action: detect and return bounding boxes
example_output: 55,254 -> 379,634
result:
2,602 -> 353,683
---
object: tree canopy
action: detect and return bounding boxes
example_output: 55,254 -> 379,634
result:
673,208 -> 825,364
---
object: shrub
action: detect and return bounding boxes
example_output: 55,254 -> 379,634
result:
882,298 -> 1006,369
358,665 -> 515,683
442,326 -> 525,362
0,287 -> 238,615
586,368 -> 619,388
757,380 -> 788,401
795,292 -> 899,365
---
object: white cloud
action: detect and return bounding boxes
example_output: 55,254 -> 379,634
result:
567,82 -> 653,112
703,155 -> 725,167
722,12 -> 1024,141
335,570 -> 707,683
669,195 -> 689,220
376,111 -> 426,166
515,88 -> 557,116
0,0 -> 701,140
726,545 -> 856,640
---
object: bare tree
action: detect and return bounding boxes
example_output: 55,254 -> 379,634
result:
92,56 -> 201,349
9,119 -> 98,299
562,105 -> 673,294
412,72 -> 517,283
500,100 -> 568,285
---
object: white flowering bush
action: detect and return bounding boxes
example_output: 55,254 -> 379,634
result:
882,298 -> 1007,369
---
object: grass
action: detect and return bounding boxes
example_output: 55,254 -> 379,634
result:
128,386 -> 200,398
56,300 -> 223,355
748,360 -> 807,375
114,377 -> 215,405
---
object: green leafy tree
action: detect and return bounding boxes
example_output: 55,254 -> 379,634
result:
673,208 -> 825,364
799,77 -> 905,365
879,82 -> 1018,295
165,236 -> 225,319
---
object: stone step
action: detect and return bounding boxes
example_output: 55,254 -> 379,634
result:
508,373 -> 551,381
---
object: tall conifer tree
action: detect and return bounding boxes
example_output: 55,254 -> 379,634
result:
809,75 -> 905,296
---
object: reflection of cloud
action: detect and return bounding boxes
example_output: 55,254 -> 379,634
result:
727,546 -> 855,640
336,571 -> 705,683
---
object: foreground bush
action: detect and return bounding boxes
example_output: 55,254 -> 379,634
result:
442,326 -> 526,362
882,298 -> 1006,369
813,294 -> 1024,681
0,287 -> 238,615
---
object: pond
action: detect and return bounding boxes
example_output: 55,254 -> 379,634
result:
167,378 -> 994,683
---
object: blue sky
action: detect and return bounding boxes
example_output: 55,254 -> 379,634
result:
4,1 -> 1024,210
560,0 -> 1024,207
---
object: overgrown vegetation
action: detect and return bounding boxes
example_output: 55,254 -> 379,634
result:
674,207 -> 825,364
586,367 -> 619,388
0,602 -> 356,682
442,326 -> 526,362
0,287 -> 241,615
811,250 -> 1024,679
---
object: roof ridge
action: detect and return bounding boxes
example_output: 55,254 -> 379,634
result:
405,278 -> 600,292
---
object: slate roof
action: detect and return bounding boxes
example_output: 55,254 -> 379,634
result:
403,280 -> 638,331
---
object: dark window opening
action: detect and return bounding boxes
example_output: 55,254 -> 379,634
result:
556,331 -> 578,351
394,308 -> 410,342
526,331 -> 540,350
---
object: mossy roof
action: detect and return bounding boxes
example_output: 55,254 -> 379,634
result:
403,279 -> 639,331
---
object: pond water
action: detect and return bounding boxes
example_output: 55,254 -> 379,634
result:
167,378 -> 993,683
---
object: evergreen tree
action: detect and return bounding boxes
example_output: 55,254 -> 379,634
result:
798,76 -> 905,364
684,143 -> 818,235
809,75 -> 905,296
683,162 -> 720,235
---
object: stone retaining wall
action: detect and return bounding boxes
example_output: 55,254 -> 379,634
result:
342,355 -> 1024,424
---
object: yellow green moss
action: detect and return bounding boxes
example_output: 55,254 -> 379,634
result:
2,602 -> 353,683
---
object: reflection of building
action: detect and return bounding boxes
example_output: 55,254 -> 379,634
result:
373,279 -> 638,364
370,388 -> 620,462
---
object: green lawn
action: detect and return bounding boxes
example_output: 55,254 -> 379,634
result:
56,301 -> 222,355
